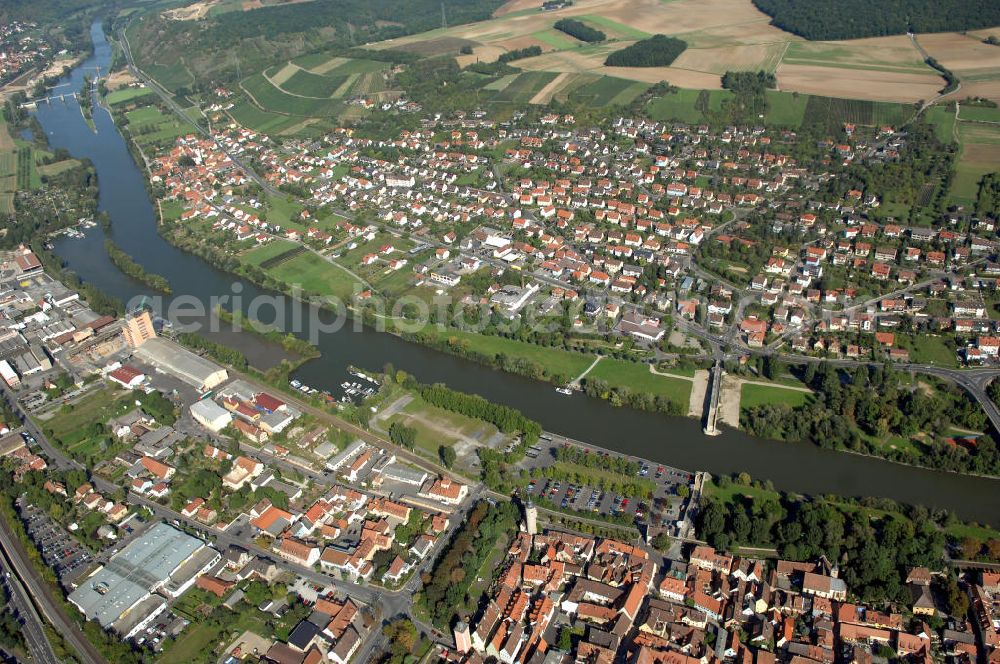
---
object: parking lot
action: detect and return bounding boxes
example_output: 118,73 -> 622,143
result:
521,436 -> 695,533
18,500 -> 94,588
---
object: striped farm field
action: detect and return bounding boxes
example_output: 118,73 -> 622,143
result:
567,75 -> 648,106
278,69 -> 349,98
242,73 -> 346,116
489,71 -> 559,103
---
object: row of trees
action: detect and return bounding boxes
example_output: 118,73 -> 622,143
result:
104,239 -> 172,293
419,383 -> 543,440
604,34 -> 687,67
554,18 -> 605,43
554,444 -> 640,476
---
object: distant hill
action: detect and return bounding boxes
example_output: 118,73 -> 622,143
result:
752,0 -> 1000,40
128,0 -> 505,93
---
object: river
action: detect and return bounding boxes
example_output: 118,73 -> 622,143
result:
34,22 -> 1000,524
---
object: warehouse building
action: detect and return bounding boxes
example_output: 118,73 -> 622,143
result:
190,398 -> 233,432
68,523 -> 219,638
133,338 -> 228,391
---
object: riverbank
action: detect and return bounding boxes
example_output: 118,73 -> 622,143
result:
35,21 -> 1000,523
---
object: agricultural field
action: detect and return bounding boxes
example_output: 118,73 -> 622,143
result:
125,105 -> 191,146
799,95 -> 913,133
950,121 -> 1000,204
488,70 -> 559,103
242,73 -> 346,117
105,85 -> 155,106
646,88 -> 728,123
958,104 -> 1000,123
565,75 -> 648,106
0,120 -> 18,214
227,99 -> 305,134
920,31 -> 1000,103
359,0 -> 982,101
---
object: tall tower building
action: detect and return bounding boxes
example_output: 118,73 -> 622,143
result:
123,309 -> 156,348
525,499 -> 538,536
454,620 -> 471,654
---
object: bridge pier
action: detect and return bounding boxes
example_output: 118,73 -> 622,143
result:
702,361 -> 723,436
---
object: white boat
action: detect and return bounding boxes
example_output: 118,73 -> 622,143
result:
555,387 -> 573,395
290,379 -> 302,388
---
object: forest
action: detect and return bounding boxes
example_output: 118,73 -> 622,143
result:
752,0 -> 1000,40
604,35 -> 687,67
553,18 -> 606,43
741,362 -> 1000,476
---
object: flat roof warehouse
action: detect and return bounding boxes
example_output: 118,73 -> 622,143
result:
68,523 -> 219,636
133,337 -> 229,391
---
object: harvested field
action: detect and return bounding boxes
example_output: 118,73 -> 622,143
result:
782,36 -> 929,73
673,42 -> 787,74
494,0 -> 540,17
268,63 -> 300,86
920,31 -> 1000,102
776,63 -> 942,103
311,56 -> 348,74
920,32 -> 1000,75
529,71 -> 571,104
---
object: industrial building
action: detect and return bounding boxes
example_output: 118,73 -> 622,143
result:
123,309 -> 157,348
190,398 -> 233,432
133,337 -> 228,391
68,523 -> 218,638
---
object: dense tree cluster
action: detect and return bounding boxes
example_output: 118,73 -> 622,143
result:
497,46 -> 542,63
388,421 -> 417,449
742,362 -> 999,476
698,483 -> 946,603
752,0 -> 1000,40
419,500 -> 519,628
553,19 -> 606,43
976,172 -> 1000,219
604,35 -> 687,67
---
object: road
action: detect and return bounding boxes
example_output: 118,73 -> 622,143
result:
0,543 -> 59,664
0,514 -> 106,664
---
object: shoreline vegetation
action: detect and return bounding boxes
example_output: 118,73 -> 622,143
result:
213,304 -> 321,359
82,21 -> 999,489
104,238 -> 171,293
